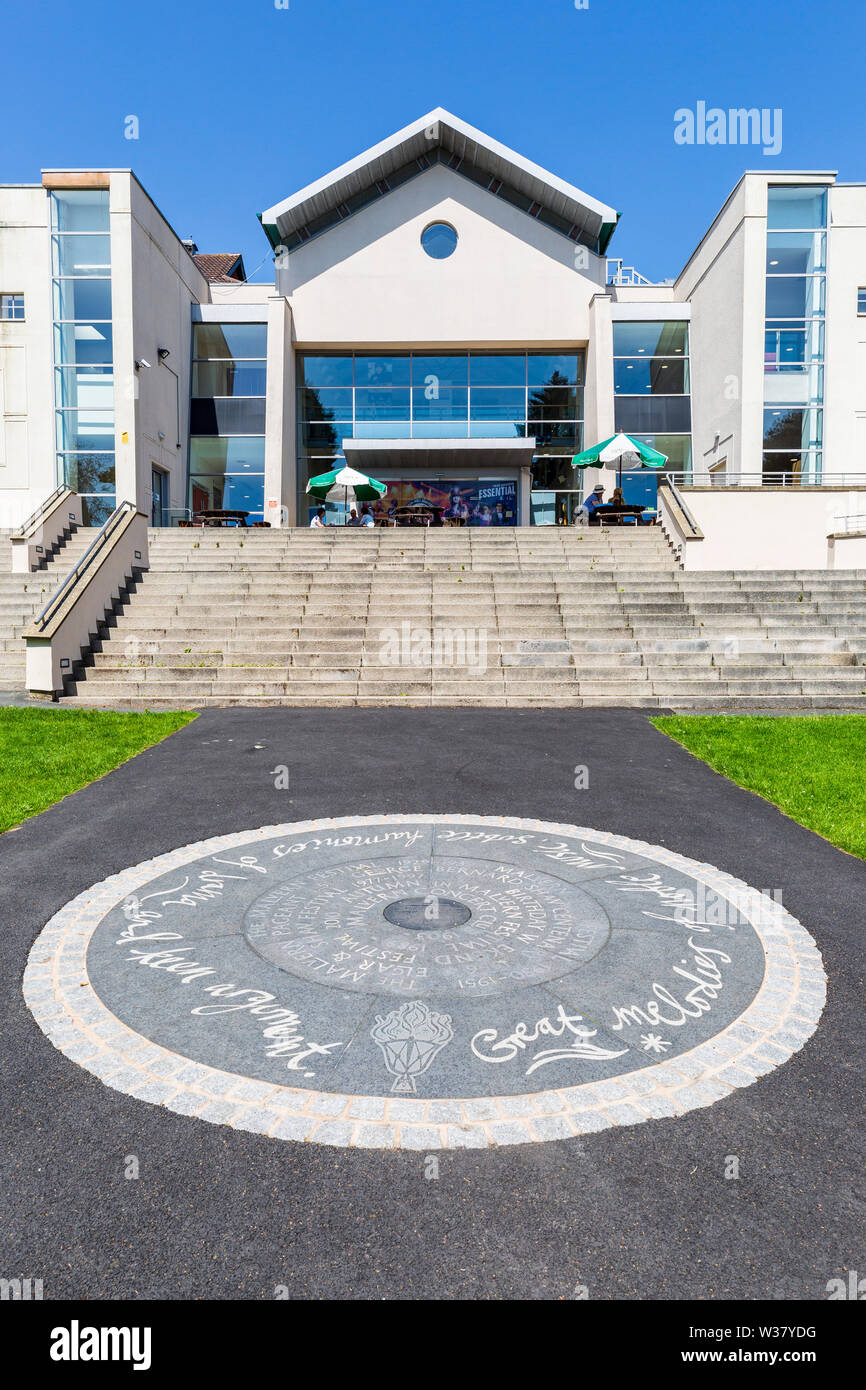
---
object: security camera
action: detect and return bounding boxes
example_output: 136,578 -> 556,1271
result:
135,358 -> 152,370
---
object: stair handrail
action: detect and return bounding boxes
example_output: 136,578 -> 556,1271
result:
30,501 -> 139,633
12,485 -> 69,540
660,474 -> 702,537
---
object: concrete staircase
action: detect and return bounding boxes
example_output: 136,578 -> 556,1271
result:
0,527 -> 100,693
51,527 -> 866,710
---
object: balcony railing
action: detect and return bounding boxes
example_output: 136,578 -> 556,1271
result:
663,471 -> 865,489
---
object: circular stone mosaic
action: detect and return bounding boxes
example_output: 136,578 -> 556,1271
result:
24,816 -> 826,1150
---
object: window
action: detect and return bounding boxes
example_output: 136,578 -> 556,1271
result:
0,294 -> 24,320
421,222 -> 458,260
858,289 -> 866,315
763,187 -> 828,482
50,189 -> 115,525
295,350 -> 585,517
612,321 -> 692,479
190,322 -> 267,521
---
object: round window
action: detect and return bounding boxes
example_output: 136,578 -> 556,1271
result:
421,222 -> 458,260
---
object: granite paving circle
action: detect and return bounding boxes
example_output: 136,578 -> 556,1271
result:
23,815 -> 826,1149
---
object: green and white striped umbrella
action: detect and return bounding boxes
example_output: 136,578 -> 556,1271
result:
571,432 -> 668,471
305,464 -> 387,505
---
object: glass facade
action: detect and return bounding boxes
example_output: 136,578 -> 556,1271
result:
189,323 -> 267,520
297,350 -> 585,521
50,190 -> 115,525
763,186 -> 827,482
613,321 -> 692,478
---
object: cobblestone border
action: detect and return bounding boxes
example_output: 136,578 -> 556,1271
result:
23,815 -> 827,1150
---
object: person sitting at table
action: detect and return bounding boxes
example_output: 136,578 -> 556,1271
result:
346,507 -> 361,527
583,484 -> 606,526
360,505 -> 374,527
310,507 -> 327,528
611,487 -> 625,507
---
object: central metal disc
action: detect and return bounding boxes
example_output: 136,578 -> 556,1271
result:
382,896 -> 472,930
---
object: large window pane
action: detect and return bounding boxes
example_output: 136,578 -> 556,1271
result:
411,419 -> 469,438
469,354 -> 526,386
766,231 -> 825,275
411,355 -> 468,387
527,353 -> 581,386
80,496 -> 116,526
189,398 -> 266,435
613,321 -> 689,356
355,355 -> 410,387
59,454 -> 115,493
54,322 -> 114,365
767,186 -> 827,230
192,323 -> 267,359
532,423 -> 579,449
765,320 -> 824,368
532,459 -> 578,490
469,420 -> 525,438
52,234 -> 111,277
50,190 -> 109,233
56,412 -> 115,452
762,452 -> 822,482
299,387 -> 354,419
631,434 -> 692,470
54,366 -> 113,410
412,386 -> 469,420
528,385 -> 581,420
354,388 -> 410,420
301,420 -> 354,449
765,276 -> 825,319
193,362 -> 267,396
615,396 -> 692,433
53,278 -> 112,321
352,419 -> 413,439
470,387 -> 526,420
189,474 -> 265,516
614,359 -> 688,394
299,356 -> 353,388
763,406 -> 823,451
189,437 -> 265,473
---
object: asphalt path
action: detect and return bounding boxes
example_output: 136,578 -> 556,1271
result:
1,709 -> 863,1300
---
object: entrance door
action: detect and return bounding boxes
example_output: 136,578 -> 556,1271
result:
151,467 -> 169,526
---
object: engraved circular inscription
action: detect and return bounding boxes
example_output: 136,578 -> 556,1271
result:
243,854 -> 610,997
382,897 -> 472,930
24,816 -> 826,1150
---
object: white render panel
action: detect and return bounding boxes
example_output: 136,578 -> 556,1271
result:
285,165 -> 603,347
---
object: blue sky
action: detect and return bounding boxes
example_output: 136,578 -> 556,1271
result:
3,0 -> 862,281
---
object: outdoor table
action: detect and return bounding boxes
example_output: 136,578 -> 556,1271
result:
594,504 -> 644,526
194,509 -> 250,528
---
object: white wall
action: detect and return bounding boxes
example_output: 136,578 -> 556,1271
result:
282,164 -> 604,347
675,487 -> 866,569
116,174 -> 210,518
824,183 -> 866,473
0,185 -> 55,523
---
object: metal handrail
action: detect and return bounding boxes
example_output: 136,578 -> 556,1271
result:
659,474 -> 702,536
12,485 -> 69,539
663,470 -> 865,489
31,501 -> 138,633
833,513 -> 866,533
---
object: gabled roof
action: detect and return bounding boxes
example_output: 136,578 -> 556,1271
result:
259,108 -> 619,254
193,252 -> 246,283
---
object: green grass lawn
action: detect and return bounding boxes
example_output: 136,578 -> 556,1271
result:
0,708 -> 197,834
652,714 -> 866,859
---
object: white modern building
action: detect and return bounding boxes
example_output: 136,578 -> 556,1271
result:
2,109 -> 866,560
